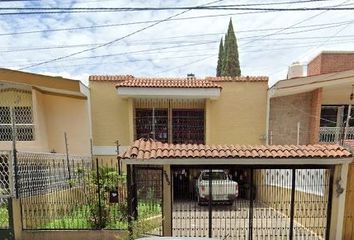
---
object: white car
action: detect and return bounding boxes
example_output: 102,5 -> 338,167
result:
196,170 -> 238,205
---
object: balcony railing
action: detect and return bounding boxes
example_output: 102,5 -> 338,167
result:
319,127 -> 354,143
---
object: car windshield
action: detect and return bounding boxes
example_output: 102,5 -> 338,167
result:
201,171 -> 227,180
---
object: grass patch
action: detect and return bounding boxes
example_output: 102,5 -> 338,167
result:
41,201 -> 161,229
0,204 -> 9,228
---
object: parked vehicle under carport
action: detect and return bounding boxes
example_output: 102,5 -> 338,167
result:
196,170 -> 239,205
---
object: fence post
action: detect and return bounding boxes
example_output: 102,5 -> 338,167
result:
248,169 -> 254,240
96,158 -> 102,229
64,132 -> 72,186
289,168 -> 296,240
208,168 -> 212,238
127,164 -> 134,239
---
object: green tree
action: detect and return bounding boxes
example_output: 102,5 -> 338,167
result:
221,33 -> 228,76
216,37 -> 224,77
220,19 -> 241,77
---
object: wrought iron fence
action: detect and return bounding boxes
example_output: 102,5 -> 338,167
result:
0,151 -> 12,230
170,166 -> 333,240
127,166 -> 163,237
319,126 -> 354,143
18,152 -> 130,230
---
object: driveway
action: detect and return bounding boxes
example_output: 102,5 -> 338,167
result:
172,200 -> 325,240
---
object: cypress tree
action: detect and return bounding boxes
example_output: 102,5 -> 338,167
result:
220,19 -> 241,77
221,33 -> 228,76
216,37 -> 224,77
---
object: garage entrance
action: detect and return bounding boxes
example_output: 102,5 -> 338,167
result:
172,165 -> 333,240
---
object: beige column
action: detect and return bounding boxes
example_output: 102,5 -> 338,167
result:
162,164 -> 172,236
127,98 -> 134,143
205,100 -> 211,145
329,163 -> 349,240
12,198 -> 22,240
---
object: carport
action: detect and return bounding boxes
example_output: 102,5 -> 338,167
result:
122,138 -> 352,240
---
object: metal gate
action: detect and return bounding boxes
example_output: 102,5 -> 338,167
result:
0,152 -> 14,240
172,165 -> 333,240
127,166 -> 163,237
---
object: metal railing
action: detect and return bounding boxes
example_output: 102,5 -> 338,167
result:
319,127 -> 354,143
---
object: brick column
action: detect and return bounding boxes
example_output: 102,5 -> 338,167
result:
309,88 -> 322,144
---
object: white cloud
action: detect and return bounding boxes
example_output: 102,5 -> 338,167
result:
0,0 -> 354,86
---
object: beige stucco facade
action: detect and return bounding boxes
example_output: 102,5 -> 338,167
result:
206,81 -> 268,145
0,70 -> 91,155
90,79 -> 268,157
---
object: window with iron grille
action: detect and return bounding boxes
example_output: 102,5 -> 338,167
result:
0,106 -> 34,141
135,108 -> 168,142
134,108 -> 205,144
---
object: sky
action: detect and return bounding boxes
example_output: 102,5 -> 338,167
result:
1,0 -> 354,86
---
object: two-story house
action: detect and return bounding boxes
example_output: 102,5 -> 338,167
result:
269,51 -> 354,145
268,51 -> 354,240
89,74 -> 268,158
0,68 -> 91,155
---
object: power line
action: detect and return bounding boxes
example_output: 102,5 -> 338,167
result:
240,0 -> 350,49
156,55 -> 214,74
0,12 -> 270,37
1,12 -> 352,37
1,7 -> 354,15
6,41 -> 217,64
17,0 -> 224,70
12,53 -> 215,69
0,1 -> 345,12
3,19 -> 354,54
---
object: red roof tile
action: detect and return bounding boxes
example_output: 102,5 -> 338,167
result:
121,139 -> 352,160
116,77 -> 221,88
89,75 -> 134,82
205,76 -> 268,82
89,75 -> 268,87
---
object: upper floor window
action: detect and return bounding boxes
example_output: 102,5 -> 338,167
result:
0,106 -> 34,141
135,109 -> 168,142
320,105 -> 354,127
172,109 -> 204,144
134,108 -> 205,144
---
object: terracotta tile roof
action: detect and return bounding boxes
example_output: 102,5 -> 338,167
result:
89,75 -> 134,82
116,77 -> 222,88
89,75 -> 267,87
205,76 -> 269,82
121,139 -> 352,160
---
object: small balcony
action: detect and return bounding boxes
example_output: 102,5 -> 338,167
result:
319,127 -> 354,143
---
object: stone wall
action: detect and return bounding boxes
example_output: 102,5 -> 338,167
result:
269,92 -> 313,145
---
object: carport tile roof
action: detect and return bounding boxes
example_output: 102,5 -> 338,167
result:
121,138 -> 352,160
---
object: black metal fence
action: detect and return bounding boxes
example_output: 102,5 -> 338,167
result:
0,151 -> 14,239
171,165 -> 333,240
127,166 -> 163,237
18,152 -> 129,230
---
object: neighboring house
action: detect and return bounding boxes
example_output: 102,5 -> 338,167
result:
0,68 -> 91,155
269,51 -> 354,145
269,51 -> 354,240
89,74 -> 268,158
